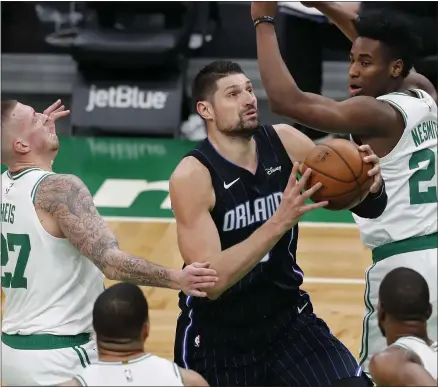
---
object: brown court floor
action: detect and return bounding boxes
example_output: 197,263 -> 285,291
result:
1,221 -> 371,365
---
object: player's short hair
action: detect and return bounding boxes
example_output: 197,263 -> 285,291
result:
1,100 -> 18,132
192,60 -> 245,103
93,282 -> 149,341
355,8 -> 421,77
379,267 -> 430,321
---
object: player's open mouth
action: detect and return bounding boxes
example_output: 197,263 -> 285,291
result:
349,85 -> 362,96
244,109 -> 257,118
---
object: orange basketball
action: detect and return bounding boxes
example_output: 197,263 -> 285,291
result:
302,138 -> 373,211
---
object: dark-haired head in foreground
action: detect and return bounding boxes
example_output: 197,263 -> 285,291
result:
369,267 -> 436,387
377,267 -> 432,345
93,282 -> 150,360
192,60 -> 259,138
349,8 -> 422,98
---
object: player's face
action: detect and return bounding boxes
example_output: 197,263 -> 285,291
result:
17,103 -> 60,155
199,73 -> 259,138
349,38 -> 403,98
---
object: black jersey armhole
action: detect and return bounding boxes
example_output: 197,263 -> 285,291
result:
259,124 -> 294,167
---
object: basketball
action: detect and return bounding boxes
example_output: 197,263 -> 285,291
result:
302,139 -> 374,211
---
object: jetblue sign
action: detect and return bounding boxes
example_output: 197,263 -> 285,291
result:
71,76 -> 183,135
85,86 -> 168,112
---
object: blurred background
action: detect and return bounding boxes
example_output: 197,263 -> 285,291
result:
1,0 -> 437,360
2,1 -> 436,140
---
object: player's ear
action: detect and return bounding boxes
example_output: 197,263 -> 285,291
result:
141,319 -> 150,341
390,59 -> 403,78
426,303 -> 432,320
196,100 -> 214,121
13,139 -> 31,155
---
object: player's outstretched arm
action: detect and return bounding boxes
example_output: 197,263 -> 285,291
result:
369,347 -> 437,386
303,2 -> 438,103
34,174 -> 218,297
251,2 -> 405,138
170,157 -> 327,300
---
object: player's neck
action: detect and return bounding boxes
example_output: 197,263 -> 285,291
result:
97,343 -> 145,363
208,132 -> 258,172
389,322 -> 431,346
384,79 -> 405,95
8,157 -> 53,173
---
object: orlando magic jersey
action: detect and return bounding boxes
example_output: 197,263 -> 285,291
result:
178,125 -> 305,327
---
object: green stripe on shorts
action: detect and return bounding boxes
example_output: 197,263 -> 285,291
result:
73,346 -> 86,368
78,346 -> 91,365
359,263 -> 376,366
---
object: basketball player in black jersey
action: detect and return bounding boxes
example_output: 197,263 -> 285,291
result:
171,61 -> 387,387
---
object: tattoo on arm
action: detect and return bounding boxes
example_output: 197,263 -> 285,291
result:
34,174 -> 175,288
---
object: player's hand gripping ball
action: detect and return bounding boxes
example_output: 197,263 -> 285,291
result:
301,139 -> 381,211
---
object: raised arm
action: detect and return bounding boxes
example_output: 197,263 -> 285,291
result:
34,174 -> 218,297
305,2 -> 438,102
369,347 -> 437,386
169,156 -> 326,300
302,1 -> 359,42
251,4 -> 401,137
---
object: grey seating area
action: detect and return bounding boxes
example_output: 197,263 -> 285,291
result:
5,1 -> 435,139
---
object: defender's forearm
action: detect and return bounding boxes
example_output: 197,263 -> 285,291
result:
255,22 -> 305,112
102,250 -> 180,290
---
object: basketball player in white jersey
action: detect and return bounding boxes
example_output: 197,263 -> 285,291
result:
0,99 -> 218,386
252,2 -> 437,378
60,282 -> 208,386
369,267 -> 437,386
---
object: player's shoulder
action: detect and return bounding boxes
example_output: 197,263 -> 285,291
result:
392,336 -> 429,350
170,154 -> 211,189
33,173 -> 90,198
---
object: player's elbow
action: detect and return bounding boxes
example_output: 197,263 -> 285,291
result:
268,96 -> 296,118
205,282 -> 227,300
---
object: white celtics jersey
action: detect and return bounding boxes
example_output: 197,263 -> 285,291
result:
1,168 -> 104,335
391,336 -> 437,380
74,354 -> 184,386
352,89 -> 437,249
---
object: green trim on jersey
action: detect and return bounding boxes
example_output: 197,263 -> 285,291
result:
383,99 -> 408,127
7,168 -> 43,180
372,233 -> 438,263
96,353 -> 152,365
31,173 -> 53,202
1,332 -> 90,350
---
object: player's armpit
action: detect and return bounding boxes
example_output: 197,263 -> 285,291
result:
180,368 -> 210,386
272,123 -> 315,163
369,347 -> 437,387
34,173 -> 180,289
